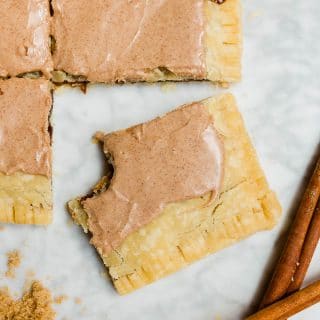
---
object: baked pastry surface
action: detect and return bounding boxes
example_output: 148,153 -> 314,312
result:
52,0 -> 241,84
68,94 -> 281,294
0,172 -> 52,225
0,78 -> 52,225
205,0 -> 242,83
0,0 -> 52,78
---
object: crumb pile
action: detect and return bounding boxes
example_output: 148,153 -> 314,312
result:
53,294 -> 68,304
5,250 -> 21,278
0,281 -> 55,320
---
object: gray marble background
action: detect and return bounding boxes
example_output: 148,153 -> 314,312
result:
0,0 -> 319,319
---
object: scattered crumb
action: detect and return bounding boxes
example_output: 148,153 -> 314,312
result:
25,269 -> 36,279
5,250 -> 21,278
215,315 -> 223,320
79,83 -> 88,94
69,82 -> 88,94
0,225 -> 5,231
218,82 -> 229,89
0,281 -> 55,320
54,294 -> 68,304
74,297 -> 82,305
100,271 -> 109,280
160,82 -> 177,93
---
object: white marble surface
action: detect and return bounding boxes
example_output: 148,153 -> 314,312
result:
1,0 -> 320,319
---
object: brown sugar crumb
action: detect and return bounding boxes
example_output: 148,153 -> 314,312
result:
0,225 -> 5,231
5,250 -> 21,278
0,281 -> 55,320
74,297 -> 82,304
54,294 -> 68,304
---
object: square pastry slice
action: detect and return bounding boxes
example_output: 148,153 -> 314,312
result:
0,78 -> 52,225
52,0 -> 241,83
0,0 -> 52,78
68,94 -> 281,294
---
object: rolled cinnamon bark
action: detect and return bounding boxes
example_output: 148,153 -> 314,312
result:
247,279 -> 320,320
287,200 -> 320,294
259,158 -> 320,308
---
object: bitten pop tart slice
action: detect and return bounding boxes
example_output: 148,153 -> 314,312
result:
0,78 -> 52,225
0,0 -> 53,79
68,94 -> 281,294
52,0 -> 241,84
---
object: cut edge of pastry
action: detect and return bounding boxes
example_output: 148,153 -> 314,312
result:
51,0 -> 241,84
67,93 -> 281,295
0,78 -> 53,226
205,0 -> 242,83
0,172 -> 52,225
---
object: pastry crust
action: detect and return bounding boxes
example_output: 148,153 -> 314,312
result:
0,172 -> 52,225
68,94 -> 281,294
52,0 -> 241,84
205,0 -> 242,82
0,0 -> 52,78
0,78 -> 52,225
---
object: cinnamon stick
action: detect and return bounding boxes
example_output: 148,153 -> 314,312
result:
259,158 -> 320,308
247,279 -> 320,320
287,200 -> 320,294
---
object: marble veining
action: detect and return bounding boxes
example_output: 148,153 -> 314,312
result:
0,0 -> 319,319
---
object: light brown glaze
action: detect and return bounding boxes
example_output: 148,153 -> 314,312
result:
0,0 -> 52,78
52,0 -> 206,82
0,78 -> 52,177
83,102 -> 224,255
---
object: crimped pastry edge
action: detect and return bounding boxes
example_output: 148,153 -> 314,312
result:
0,172 -> 52,225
